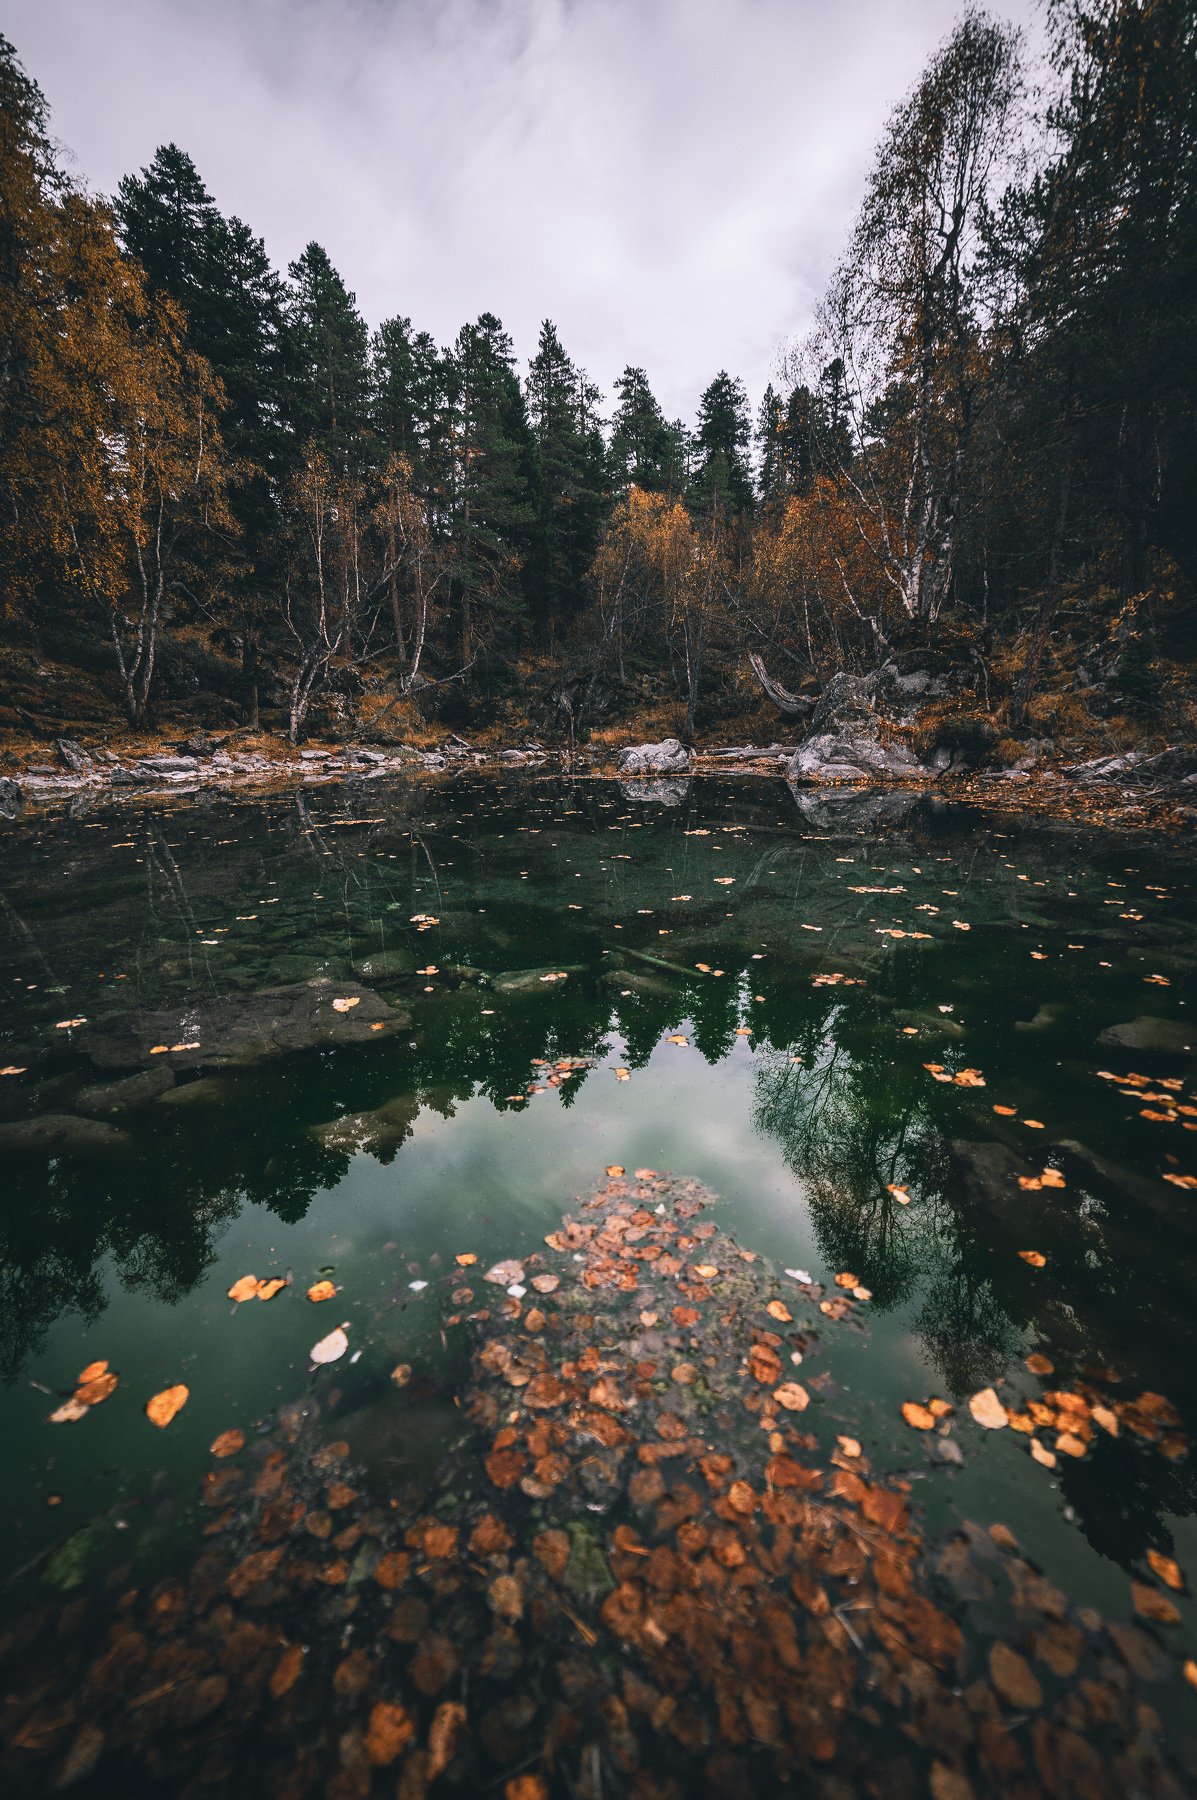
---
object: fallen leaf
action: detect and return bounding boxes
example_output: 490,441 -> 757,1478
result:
1030,1437 -> 1057,1468
766,1300 -> 792,1323
1026,1353 -> 1054,1376
1132,1580 -> 1181,1625
989,1641 -> 1043,1709
311,1327 -> 349,1365
1018,1250 -> 1047,1268
391,1363 -> 412,1387
210,1428 -> 245,1458
993,1104 -> 1018,1116
455,1252 -> 478,1267
1146,1549 -> 1184,1591
605,1164 -> 625,1177
255,1277 -> 287,1301
227,1274 -> 260,1303
693,1264 -> 718,1280
968,1388 -> 1008,1430
331,996 -> 360,1012
307,1280 -> 336,1303
901,1401 -> 936,1431
773,1382 -> 810,1412
146,1384 -> 189,1428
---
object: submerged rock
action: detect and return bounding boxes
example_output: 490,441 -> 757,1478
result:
81,978 -> 410,1071
0,1113 -> 131,1152
1097,1016 -> 1194,1055
616,737 -> 691,775
76,1064 -> 176,1114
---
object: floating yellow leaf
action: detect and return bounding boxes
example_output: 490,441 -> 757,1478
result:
307,1280 -> 336,1303
968,1387 -> 1008,1429
146,1384 -> 189,1428
772,1382 -> 809,1412
227,1274 -> 260,1303
766,1300 -> 792,1323
455,1252 -> 478,1266
901,1401 -> 936,1430
605,1165 -> 624,1177
256,1277 -> 287,1301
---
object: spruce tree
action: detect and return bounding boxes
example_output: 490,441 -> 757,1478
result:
284,242 -> 369,467
689,371 -> 753,517
608,366 -> 676,493
524,319 -> 607,629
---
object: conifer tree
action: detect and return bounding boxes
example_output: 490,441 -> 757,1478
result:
689,371 -> 753,517
285,242 -> 369,467
524,320 -> 607,630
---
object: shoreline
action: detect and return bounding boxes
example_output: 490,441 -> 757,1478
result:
1,734 -> 1193,833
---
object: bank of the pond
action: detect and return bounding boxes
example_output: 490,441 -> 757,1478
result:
1,729 -> 1194,835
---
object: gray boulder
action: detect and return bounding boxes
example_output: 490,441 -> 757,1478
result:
617,738 -> 691,776
56,738 -> 93,774
787,729 -> 924,784
0,776 -> 23,818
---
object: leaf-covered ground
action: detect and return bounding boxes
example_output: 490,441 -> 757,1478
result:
3,1172 -> 1194,1798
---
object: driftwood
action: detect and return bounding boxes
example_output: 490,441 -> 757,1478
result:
747,653 -> 814,717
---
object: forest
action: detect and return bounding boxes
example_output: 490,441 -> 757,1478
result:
0,0 -> 1194,762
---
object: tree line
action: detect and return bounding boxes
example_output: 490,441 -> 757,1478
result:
1,1 -> 1193,745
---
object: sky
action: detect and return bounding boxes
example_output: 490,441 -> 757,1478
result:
6,0 -> 1039,425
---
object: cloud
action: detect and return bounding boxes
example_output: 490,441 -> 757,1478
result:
6,0 -> 1038,422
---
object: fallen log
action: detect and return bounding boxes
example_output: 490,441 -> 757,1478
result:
747,652 -> 815,717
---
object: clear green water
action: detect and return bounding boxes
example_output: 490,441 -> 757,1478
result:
1,775 -> 1194,1643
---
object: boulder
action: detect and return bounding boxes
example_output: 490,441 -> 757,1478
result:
617,738 -> 691,776
0,776 -> 23,818
786,667 -> 928,784
81,978 -> 410,1071
1097,1016 -> 1194,1056
0,1114 -> 131,1153
787,729 -> 924,784
56,738 -> 93,774
76,1065 -> 176,1115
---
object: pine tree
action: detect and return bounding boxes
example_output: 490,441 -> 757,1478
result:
443,313 -> 535,669
524,320 -> 608,629
608,366 -> 677,493
689,371 -> 753,518
284,242 -> 369,467
755,384 -> 785,509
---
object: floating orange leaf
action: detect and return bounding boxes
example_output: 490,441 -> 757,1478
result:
901,1401 -> 936,1431
1018,1250 -> 1047,1268
146,1384 -> 189,1428
210,1428 -> 245,1458
307,1280 -> 336,1303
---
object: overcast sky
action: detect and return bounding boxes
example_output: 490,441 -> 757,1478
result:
7,0 -> 1037,424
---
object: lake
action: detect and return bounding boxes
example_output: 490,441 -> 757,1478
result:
1,772 -> 1195,1791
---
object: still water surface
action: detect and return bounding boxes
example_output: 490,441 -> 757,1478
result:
1,774 -> 1194,1643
